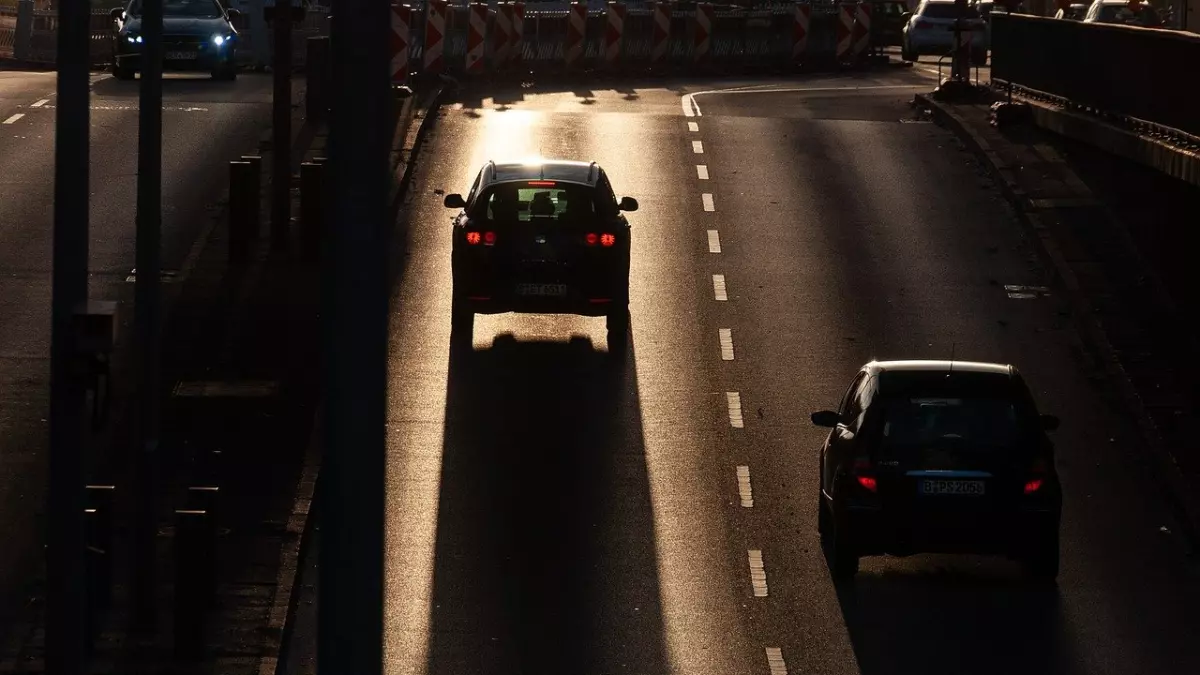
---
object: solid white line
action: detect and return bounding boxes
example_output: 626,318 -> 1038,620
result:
690,84 -> 927,105
726,392 -> 744,428
688,121 -> 699,132
736,465 -> 753,507
766,647 -> 788,675
692,140 -> 704,154
31,99 -> 49,108
702,193 -> 715,212
712,274 -> 727,301
697,165 -> 709,180
681,94 -> 698,117
748,550 -> 768,597
707,230 -> 721,253
719,328 -> 734,361
2,114 -> 24,124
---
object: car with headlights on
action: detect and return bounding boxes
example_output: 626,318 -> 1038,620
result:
442,159 -> 638,352
813,360 -> 1062,582
110,0 -> 241,80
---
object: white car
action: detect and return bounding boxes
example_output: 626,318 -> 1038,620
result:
901,0 -> 988,65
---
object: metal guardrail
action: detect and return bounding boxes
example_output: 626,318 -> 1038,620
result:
991,12 -> 1200,140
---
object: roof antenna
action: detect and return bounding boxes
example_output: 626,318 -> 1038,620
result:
948,343 -> 956,375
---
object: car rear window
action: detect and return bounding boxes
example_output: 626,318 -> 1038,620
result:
921,3 -> 981,18
1098,5 -> 1161,25
475,181 -> 611,225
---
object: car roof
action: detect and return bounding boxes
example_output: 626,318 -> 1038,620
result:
484,159 -> 601,187
867,359 -> 1014,376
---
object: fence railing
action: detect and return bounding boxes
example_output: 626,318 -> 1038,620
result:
991,12 -> 1200,138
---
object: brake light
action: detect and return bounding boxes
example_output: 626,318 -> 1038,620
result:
465,231 -> 495,246
852,458 -> 877,492
1025,457 -> 1049,494
465,231 -> 481,245
857,476 -> 878,492
527,180 -> 556,187
585,233 -> 599,246
483,231 -> 496,246
1024,479 -> 1044,494
600,233 -> 616,247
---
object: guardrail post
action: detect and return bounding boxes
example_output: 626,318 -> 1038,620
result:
173,508 -> 216,660
300,161 -> 324,262
228,160 -> 255,264
241,154 -> 263,235
186,486 -> 220,527
84,485 -> 115,613
14,0 -> 33,62
307,37 -> 331,124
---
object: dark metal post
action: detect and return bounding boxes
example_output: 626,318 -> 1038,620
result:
318,0 -> 389,668
306,36 -> 331,125
272,0 -> 294,251
300,161 -> 323,262
132,0 -> 165,631
229,160 -> 255,263
47,0 -> 92,669
241,154 -> 264,238
951,0 -> 969,82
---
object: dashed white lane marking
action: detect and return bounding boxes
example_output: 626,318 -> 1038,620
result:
736,465 -> 753,507
766,647 -> 788,675
2,114 -> 24,124
707,230 -> 721,253
688,121 -> 699,132
718,328 -> 734,360
697,164 -> 709,180
726,392 -> 744,428
712,274 -> 727,301
702,193 -> 715,212
31,99 -> 49,108
681,94 -> 702,117
692,140 -> 704,154
748,550 -> 768,597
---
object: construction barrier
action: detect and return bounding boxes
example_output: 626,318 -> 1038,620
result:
423,0 -> 447,72
392,4 -> 413,84
650,1 -> 670,64
604,1 -> 626,66
793,2 -> 811,63
465,2 -> 487,73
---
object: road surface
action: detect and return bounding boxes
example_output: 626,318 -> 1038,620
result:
0,68 -> 276,631
377,67 -> 1200,675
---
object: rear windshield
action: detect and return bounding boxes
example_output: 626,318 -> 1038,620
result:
870,396 -> 1036,468
472,181 -> 614,225
1097,5 -> 1161,25
921,3 -> 981,18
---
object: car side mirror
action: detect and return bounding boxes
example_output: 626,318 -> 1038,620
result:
1040,414 -> 1060,431
443,193 -> 466,209
901,11 -> 912,20
811,410 -> 840,428
618,196 -> 638,212
110,7 -> 124,19
226,8 -> 241,20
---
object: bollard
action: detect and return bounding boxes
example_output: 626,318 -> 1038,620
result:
228,160 -> 255,264
197,448 -> 224,485
241,155 -> 264,239
306,37 -> 331,124
186,486 -> 220,526
300,162 -> 324,262
173,509 -> 216,660
84,485 -> 115,611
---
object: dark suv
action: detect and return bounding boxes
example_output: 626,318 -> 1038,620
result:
443,159 -> 639,352
812,360 -> 1062,582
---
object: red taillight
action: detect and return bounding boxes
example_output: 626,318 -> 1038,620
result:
1024,479 -> 1044,494
857,476 -> 878,492
483,231 -> 496,245
585,232 -> 599,246
527,180 -> 557,187
465,231 -> 481,245
600,233 -> 616,247
1025,457 -> 1049,494
852,458 -> 877,492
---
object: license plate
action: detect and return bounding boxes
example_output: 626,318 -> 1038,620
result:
920,479 -> 985,496
515,283 -> 567,297
166,51 -> 197,60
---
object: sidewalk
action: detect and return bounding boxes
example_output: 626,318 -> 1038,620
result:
915,89 -> 1200,551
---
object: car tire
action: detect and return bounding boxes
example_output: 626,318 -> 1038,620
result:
113,60 -> 136,80
901,43 -> 915,62
1023,534 -> 1060,583
212,63 -> 237,81
817,490 -> 829,536
824,512 -> 859,581
450,296 -> 473,349
606,307 -> 630,354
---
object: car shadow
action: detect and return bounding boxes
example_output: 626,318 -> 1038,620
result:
91,73 -> 239,98
835,563 -> 1084,675
424,332 -> 669,674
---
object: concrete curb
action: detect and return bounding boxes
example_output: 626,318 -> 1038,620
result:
256,81 -> 451,675
915,93 -> 1200,552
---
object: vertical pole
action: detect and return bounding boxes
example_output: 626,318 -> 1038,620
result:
47,0 -> 91,669
272,0 -> 294,251
951,0 -> 968,82
318,0 -> 388,668
132,0 -> 164,631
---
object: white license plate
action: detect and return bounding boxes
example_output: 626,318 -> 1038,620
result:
920,479 -> 985,496
166,51 -> 198,60
515,283 -> 567,297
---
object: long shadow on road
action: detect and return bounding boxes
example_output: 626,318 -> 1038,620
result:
837,568 -> 1082,675
425,333 -> 669,675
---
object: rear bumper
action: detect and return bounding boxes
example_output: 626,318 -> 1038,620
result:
458,294 -> 623,317
453,255 -> 629,317
842,506 -> 1059,557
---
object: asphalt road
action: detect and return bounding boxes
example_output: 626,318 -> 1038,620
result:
378,65 -> 1200,675
0,69 -> 275,629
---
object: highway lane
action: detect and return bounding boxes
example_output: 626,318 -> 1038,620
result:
383,71 -> 1200,675
0,71 -> 276,631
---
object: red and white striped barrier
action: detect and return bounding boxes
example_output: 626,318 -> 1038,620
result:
792,2 -> 810,63
493,3 -> 513,68
465,3 -> 487,74
390,3 -> 411,84
424,0 -> 447,72
694,3 -> 713,63
564,1 -> 587,68
853,2 -> 871,59
835,2 -> 854,63
651,1 -> 671,64
511,2 -> 526,67
605,2 -> 626,65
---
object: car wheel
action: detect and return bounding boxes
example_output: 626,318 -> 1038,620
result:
113,59 -> 135,80
1023,534 -> 1060,583
606,307 -> 630,354
901,42 -> 915,62
817,490 -> 829,536
212,63 -> 237,81
450,296 -> 473,349
825,513 -> 859,581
